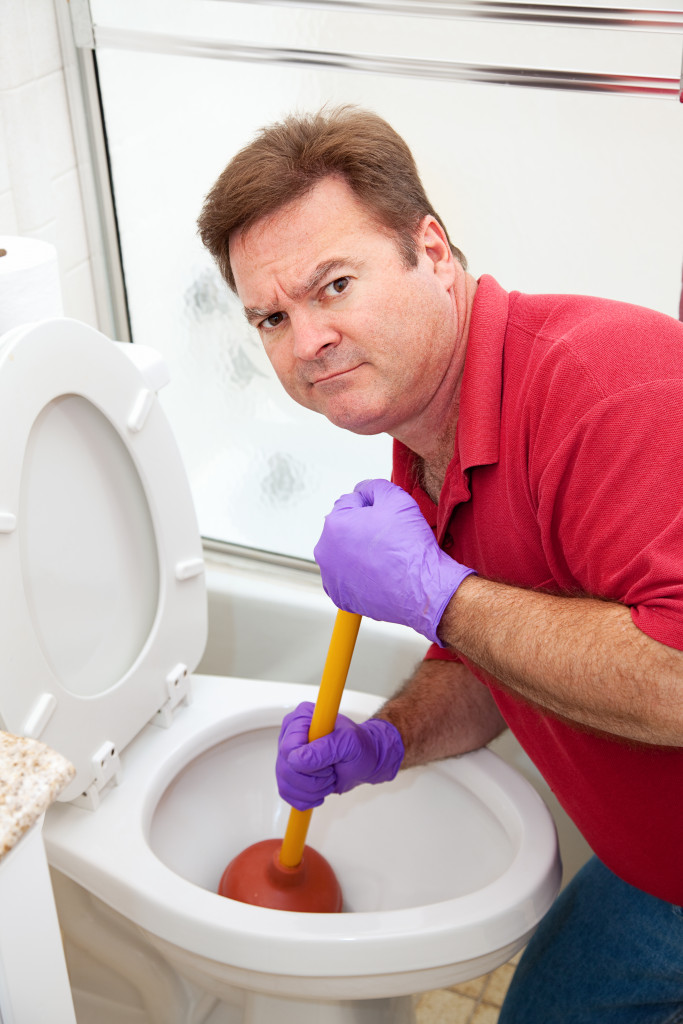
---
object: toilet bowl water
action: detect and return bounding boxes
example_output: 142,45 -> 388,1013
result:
0,319 -> 561,1024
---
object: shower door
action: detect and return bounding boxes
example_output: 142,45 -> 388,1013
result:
61,0 -> 683,560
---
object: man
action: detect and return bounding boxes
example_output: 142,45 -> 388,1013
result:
199,106 -> 683,1021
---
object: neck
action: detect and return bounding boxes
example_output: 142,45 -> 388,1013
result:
393,269 -> 477,498
415,453 -> 450,503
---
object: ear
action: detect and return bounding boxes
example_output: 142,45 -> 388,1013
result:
417,216 -> 457,286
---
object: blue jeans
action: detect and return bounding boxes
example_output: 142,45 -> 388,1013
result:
499,856 -> 683,1023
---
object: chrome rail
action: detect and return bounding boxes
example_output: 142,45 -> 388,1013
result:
95,26 -> 682,99
55,3 -> 131,341
203,537 -> 320,574
231,0 -> 683,33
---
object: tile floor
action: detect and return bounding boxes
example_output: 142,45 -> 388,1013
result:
415,951 -> 522,1024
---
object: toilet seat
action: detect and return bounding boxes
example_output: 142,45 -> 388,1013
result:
0,319 -> 207,805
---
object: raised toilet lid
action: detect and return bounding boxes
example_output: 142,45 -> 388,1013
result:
0,319 -> 207,804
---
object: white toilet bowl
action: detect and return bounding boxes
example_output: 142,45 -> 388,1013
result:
0,319 -> 561,1024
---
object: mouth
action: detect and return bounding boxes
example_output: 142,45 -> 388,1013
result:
311,364 -> 363,386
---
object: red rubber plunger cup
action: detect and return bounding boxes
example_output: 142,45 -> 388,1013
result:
218,839 -> 342,912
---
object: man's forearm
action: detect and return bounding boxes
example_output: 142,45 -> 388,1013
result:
375,658 -> 507,768
439,575 -> 683,746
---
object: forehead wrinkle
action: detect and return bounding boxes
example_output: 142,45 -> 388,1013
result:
242,256 -> 365,325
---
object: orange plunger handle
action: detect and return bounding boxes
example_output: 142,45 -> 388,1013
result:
278,609 -> 362,868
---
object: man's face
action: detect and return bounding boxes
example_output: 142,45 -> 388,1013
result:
230,176 -> 458,438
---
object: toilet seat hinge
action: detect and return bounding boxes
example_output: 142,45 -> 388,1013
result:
73,741 -> 122,811
153,663 -> 192,729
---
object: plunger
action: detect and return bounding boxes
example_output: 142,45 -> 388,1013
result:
218,609 -> 362,912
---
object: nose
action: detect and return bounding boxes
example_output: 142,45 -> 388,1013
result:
290,309 -> 340,361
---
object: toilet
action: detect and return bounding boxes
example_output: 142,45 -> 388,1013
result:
0,317 -> 561,1024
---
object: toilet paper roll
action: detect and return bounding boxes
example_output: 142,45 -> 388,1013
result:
0,236 -> 63,336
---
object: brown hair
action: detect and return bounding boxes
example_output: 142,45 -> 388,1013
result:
197,105 -> 467,291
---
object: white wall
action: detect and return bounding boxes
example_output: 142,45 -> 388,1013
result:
0,0 -> 99,327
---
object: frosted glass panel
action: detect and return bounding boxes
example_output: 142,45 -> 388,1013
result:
94,4 -> 683,560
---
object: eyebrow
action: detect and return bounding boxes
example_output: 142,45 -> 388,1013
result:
243,257 -> 365,326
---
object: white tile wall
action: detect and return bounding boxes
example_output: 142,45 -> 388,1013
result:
0,0 -> 100,328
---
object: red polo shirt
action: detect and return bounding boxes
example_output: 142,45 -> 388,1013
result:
393,275 -> 683,904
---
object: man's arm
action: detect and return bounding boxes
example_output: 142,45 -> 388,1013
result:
439,575 -> 683,747
314,479 -> 683,750
376,657 -> 507,767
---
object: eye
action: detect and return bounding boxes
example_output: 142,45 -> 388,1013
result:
326,276 -> 349,296
260,311 -> 287,330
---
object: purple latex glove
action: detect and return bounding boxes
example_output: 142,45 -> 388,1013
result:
314,478 -> 476,647
276,702 -> 404,811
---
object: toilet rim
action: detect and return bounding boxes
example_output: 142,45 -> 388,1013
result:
0,318 -> 207,802
45,677 -> 561,979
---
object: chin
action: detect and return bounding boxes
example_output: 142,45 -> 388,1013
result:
325,409 -> 389,435
346,422 -> 387,436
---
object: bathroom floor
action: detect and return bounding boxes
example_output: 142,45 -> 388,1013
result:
415,951 -> 522,1023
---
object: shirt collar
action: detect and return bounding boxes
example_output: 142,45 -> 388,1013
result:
457,273 -> 508,473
